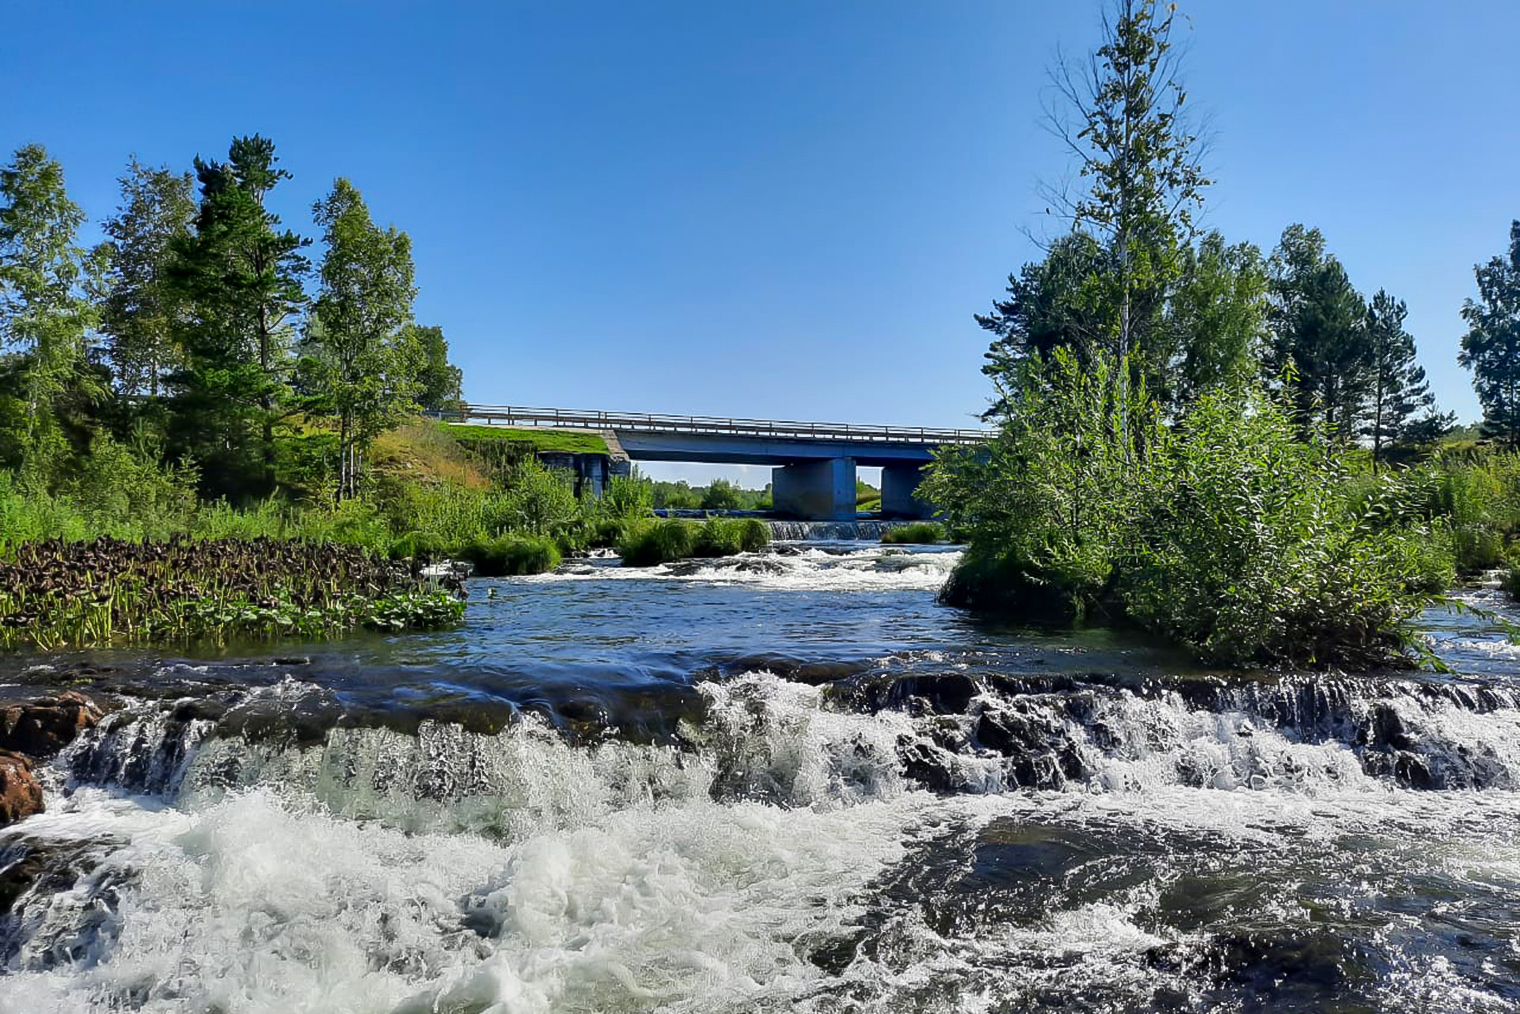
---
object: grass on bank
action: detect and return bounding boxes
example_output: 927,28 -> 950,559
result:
438,423 -> 610,456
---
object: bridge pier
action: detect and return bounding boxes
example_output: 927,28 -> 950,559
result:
772,458 -> 856,521
880,463 -> 933,519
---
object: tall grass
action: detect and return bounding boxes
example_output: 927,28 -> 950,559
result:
618,517 -> 770,567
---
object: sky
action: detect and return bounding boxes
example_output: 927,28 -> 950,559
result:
4,0 -> 1517,485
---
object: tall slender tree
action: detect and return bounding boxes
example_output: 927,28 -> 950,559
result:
1362,290 -> 1439,467
1047,0 -> 1210,442
1458,221 -> 1520,448
0,144 -> 104,483
1265,224 -> 1369,439
96,157 -> 195,398
166,135 -> 308,497
303,178 -> 416,501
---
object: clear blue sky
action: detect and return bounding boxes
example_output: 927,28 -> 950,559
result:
5,1 -> 1517,484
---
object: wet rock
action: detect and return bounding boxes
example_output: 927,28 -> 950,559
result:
0,750 -> 43,827
883,674 -> 978,714
0,690 -> 107,759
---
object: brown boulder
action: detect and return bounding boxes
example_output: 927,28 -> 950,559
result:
0,749 -> 42,826
0,690 -> 105,759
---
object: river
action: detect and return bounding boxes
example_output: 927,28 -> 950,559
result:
2,540 -> 1519,1012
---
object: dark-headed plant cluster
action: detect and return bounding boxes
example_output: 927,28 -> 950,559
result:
0,536 -> 463,650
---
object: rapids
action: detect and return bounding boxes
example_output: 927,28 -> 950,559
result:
2,541 -> 1519,1012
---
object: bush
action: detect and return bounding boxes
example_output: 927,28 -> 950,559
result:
926,351 -> 1438,668
461,533 -> 561,576
882,522 -> 946,545
619,519 -> 698,567
389,530 -> 450,561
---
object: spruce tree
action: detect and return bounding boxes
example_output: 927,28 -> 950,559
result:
1458,221 -> 1520,448
166,135 -> 308,497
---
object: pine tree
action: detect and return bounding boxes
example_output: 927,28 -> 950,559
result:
166,135 -> 309,497
96,157 -> 195,397
1458,221 -> 1520,448
1266,225 -> 1369,439
1363,290 -> 1441,467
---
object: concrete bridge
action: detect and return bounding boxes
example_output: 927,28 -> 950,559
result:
446,405 -> 991,520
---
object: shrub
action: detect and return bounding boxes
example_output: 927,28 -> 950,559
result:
389,530 -> 450,561
619,519 -> 698,567
926,351 -> 1438,668
460,533 -> 562,576
882,522 -> 946,545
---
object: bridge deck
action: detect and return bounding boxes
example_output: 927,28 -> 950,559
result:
447,405 -> 991,446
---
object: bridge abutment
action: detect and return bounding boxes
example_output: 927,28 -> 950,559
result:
880,463 -> 933,519
772,458 -> 857,521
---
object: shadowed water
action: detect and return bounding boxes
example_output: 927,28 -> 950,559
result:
1,542 -> 1519,1012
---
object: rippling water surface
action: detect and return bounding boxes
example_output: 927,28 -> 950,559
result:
2,542 -> 1520,1013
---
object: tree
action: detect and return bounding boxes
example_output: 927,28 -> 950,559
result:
403,323 -> 463,414
96,158 -> 195,397
1362,290 -> 1443,467
1458,221 -> 1520,448
1265,224 -> 1369,439
0,144 -> 104,483
1047,0 -> 1210,441
976,233 -> 1111,420
1167,232 -> 1268,406
304,178 -> 417,501
701,478 -> 741,511
166,135 -> 309,497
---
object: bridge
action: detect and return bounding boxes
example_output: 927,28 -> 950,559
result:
445,405 -> 992,520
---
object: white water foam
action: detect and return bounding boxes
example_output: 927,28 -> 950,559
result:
542,547 -> 962,593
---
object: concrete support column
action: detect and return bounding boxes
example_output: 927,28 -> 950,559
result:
880,463 -> 932,519
772,457 -> 856,520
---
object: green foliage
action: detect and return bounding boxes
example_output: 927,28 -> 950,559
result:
1363,289 -> 1448,466
442,423 -> 609,456
1458,221 -> 1520,447
597,474 -> 654,521
301,177 -> 418,501
619,518 -> 698,567
95,157 -> 195,397
489,457 -> 578,537
404,324 -> 463,414
0,536 -> 462,650
165,134 -> 311,499
1265,224 -> 1371,439
0,143 -> 105,486
460,533 -> 561,576
701,478 -> 741,510
1119,386 -> 1430,666
930,351 -> 1440,667
617,516 -> 768,566
882,522 -> 946,545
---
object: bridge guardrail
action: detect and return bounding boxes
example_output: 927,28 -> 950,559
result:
441,405 -> 993,445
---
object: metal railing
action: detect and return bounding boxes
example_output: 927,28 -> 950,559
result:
440,405 -> 992,446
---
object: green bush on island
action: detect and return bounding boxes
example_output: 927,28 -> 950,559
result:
459,533 -> 562,577
925,351 -> 1448,667
882,522 -> 946,545
618,516 -> 770,567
